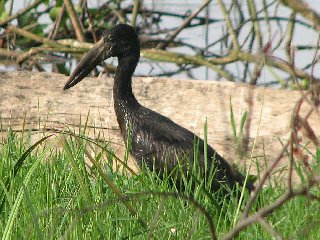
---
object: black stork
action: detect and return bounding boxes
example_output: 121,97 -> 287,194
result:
64,24 -> 254,194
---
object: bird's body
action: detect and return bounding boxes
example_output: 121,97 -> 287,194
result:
64,24 -> 253,193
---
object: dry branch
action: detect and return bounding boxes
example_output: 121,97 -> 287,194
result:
0,48 -> 18,59
223,84 -> 320,239
156,0 -> 212,49
142,48 -> 319,82
0,0 -> 42,27
1,0 -> 319,85
217,0 -> 240,50
7,25 -> 64,48
64,0 -> 86,42
131,0 -> 140,27
142,48 -> 234,81
16,46 -> 85,64
248,0 -> 262,48
223,177 -> 320,240
280,0 -> 320,31
48,3 -> 66,40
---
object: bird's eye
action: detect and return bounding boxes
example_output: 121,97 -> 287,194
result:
108,35 -> 114,42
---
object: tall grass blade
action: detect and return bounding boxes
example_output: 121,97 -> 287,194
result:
239,111 -> 247,140
22,184 -> 44,240
61,136 -> 94,203
229,97 -> 237,139
67,132 -> 148,229
0,134 -> 53,211
2,157 -> 41,240
204,118 -> 208,176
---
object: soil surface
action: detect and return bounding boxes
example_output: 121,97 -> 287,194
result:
1,71 -> 319,178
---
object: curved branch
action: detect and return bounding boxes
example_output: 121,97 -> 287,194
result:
280,0 -> 320,31
0,0 -> 42,27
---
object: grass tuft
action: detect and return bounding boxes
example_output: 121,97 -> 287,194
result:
0,124 -> 319,239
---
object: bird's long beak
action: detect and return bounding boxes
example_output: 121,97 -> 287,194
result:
63,38 -> 111,90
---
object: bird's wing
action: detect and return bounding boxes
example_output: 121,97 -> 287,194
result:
129,107 -> 214,173
129,107 -> 254,190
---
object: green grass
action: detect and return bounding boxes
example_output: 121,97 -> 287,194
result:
0,126 -> 320,239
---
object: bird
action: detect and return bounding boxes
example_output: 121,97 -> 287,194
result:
64,24 -> 254,195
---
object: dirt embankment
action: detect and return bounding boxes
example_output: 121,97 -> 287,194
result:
0,71 -> 319,177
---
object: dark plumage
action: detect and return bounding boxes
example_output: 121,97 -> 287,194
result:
64,24 -> 254,194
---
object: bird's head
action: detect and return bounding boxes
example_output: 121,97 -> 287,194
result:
64,24 -> 140,90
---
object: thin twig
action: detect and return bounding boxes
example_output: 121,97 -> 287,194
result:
310,32 -> 320,105
257,217 -> 284,240
156,0 -> 212,49
48,3 -> 66,40
216,0 -> 240,50
142,48 -> 234,81
0,48 -> 18,59
248,0 -> 262,48
280,0 -> 320,31
131,0 -> 140,27
0,0 -> 42,27
83,2 -> 97,43
237,51 -> 320,82
223,177 -> 320,240
7,25 -> 64,48
241,139 -> 291,219
285,12 -> 296,66
16,46 -> 86,64
64,0 -> 86,42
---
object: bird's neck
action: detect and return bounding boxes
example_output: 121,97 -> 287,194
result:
113,55 -> 139,104
113,54 -> 140,135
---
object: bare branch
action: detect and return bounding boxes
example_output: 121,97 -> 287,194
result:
223,177 -> 320,240
216,0 -> 240,50
64,0 -> 86,42
280,0 -> 320,31
156,0 -> 212,49
0,0 -> 42,27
